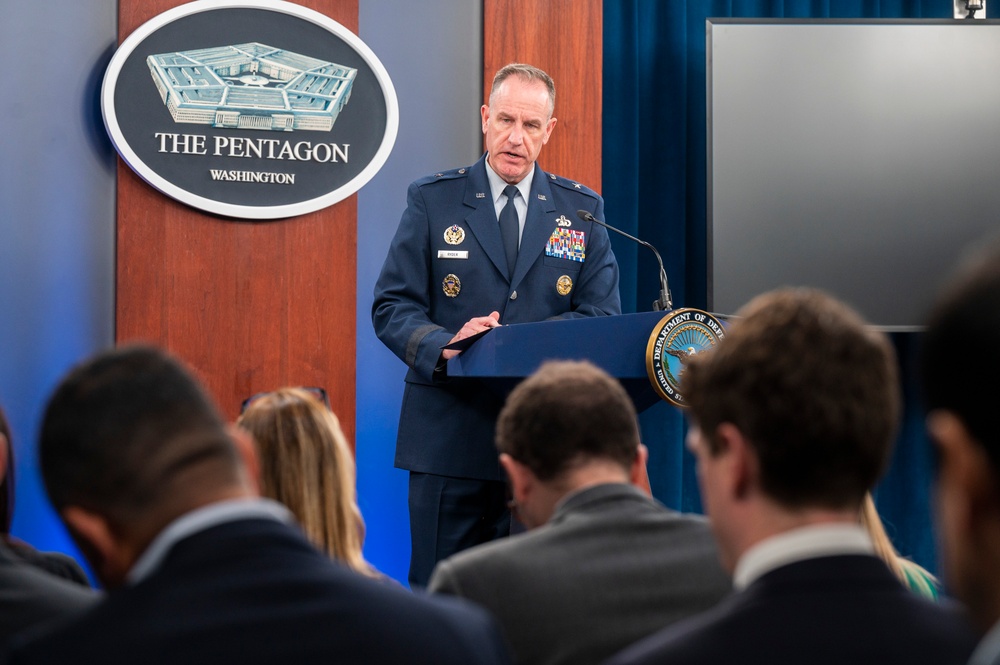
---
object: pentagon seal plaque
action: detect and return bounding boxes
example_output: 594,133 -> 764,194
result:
101,0 -> 398,220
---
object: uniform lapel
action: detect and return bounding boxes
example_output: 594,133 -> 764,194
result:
511,166 -> 557,288
463,158 -> 509,280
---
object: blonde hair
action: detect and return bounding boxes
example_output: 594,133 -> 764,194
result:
237,388 -> 378,578
860,493 -> 937,598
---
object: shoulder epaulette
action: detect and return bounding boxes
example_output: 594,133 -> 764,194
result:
545,172 -> 600,199
413,165 -> 473,188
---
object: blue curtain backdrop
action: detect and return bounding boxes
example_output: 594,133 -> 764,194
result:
603,0 -> 950,573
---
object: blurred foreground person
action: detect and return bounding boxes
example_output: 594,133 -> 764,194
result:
1,405 -> 90,586
0,405 -> 96,651
608,289 -> 976,665
8,346 -> 510,665
920,242 -> 1000,665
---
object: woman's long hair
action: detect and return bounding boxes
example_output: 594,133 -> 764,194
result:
238,388 -> 377,578
860,493 -> 937,598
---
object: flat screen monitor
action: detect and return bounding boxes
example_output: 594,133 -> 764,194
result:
708,19 -> 1000,328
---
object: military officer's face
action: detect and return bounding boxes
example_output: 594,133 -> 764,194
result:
481,76 -> 557,185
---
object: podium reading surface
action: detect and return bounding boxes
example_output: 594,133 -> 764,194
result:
447,311 -> 671,412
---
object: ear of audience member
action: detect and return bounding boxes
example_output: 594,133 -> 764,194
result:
11,345 -> 511,665
237,388 -> 381,579
921,241 -> 1000,637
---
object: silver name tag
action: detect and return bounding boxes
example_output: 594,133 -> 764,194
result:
437,250 -> 469,259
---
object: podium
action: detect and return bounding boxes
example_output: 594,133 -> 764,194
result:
447,311 -> 674,413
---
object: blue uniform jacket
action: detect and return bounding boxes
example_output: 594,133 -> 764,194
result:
372,155 -> 621,480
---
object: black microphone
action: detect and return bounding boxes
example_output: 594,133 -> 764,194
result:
576,209 -> 672,312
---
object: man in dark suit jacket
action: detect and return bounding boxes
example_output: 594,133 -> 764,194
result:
607,289 -> 977,665
0,539 -> 96,651
0,409 -> 97,651
8,346 -> 511,665
373,63 -> 620,586
920,242 -> 1000,665
428,361 -> 730,665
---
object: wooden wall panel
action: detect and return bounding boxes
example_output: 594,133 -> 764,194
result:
116,0 -> 358,443
484,0 -> 602,192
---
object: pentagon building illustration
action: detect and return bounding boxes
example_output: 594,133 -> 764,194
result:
147,43 -> 357,132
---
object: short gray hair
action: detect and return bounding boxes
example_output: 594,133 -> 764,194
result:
489,63 -> 556,117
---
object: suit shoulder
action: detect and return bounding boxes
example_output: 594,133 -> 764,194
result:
435,531 -> 527,573
544,172 -> 601,200
430,527 -> 550,587
412,165 -> 474,189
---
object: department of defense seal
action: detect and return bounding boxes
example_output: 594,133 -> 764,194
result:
443,225 -> 465,245
556,275 -> 573,296
645,308 -> 726,407
442,274 -> 461,297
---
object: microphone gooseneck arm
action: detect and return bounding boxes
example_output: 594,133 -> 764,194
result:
576,210 -> 672,312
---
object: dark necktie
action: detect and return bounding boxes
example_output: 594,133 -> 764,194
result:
499,185 -> 520,279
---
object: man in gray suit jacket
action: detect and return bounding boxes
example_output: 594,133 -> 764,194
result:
428,360 -> 731,665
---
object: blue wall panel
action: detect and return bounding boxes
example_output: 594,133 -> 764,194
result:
0,0 -> 481,586
0,2 -> 117,563
356,0 -> 483,583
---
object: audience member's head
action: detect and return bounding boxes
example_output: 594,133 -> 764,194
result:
496,360 -> 646,528
39,345 -> 256,588
237,388 -> 377,578
921,241 -> 1000,631
681,288 -> 900,570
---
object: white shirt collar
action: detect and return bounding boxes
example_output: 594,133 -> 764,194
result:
485,156 -> 534,209
127,498 -> 293,585
970,619 -> 1000,665
733,523 -> 875,591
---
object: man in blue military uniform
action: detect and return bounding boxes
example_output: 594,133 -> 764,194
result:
372,63 -> 621,587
